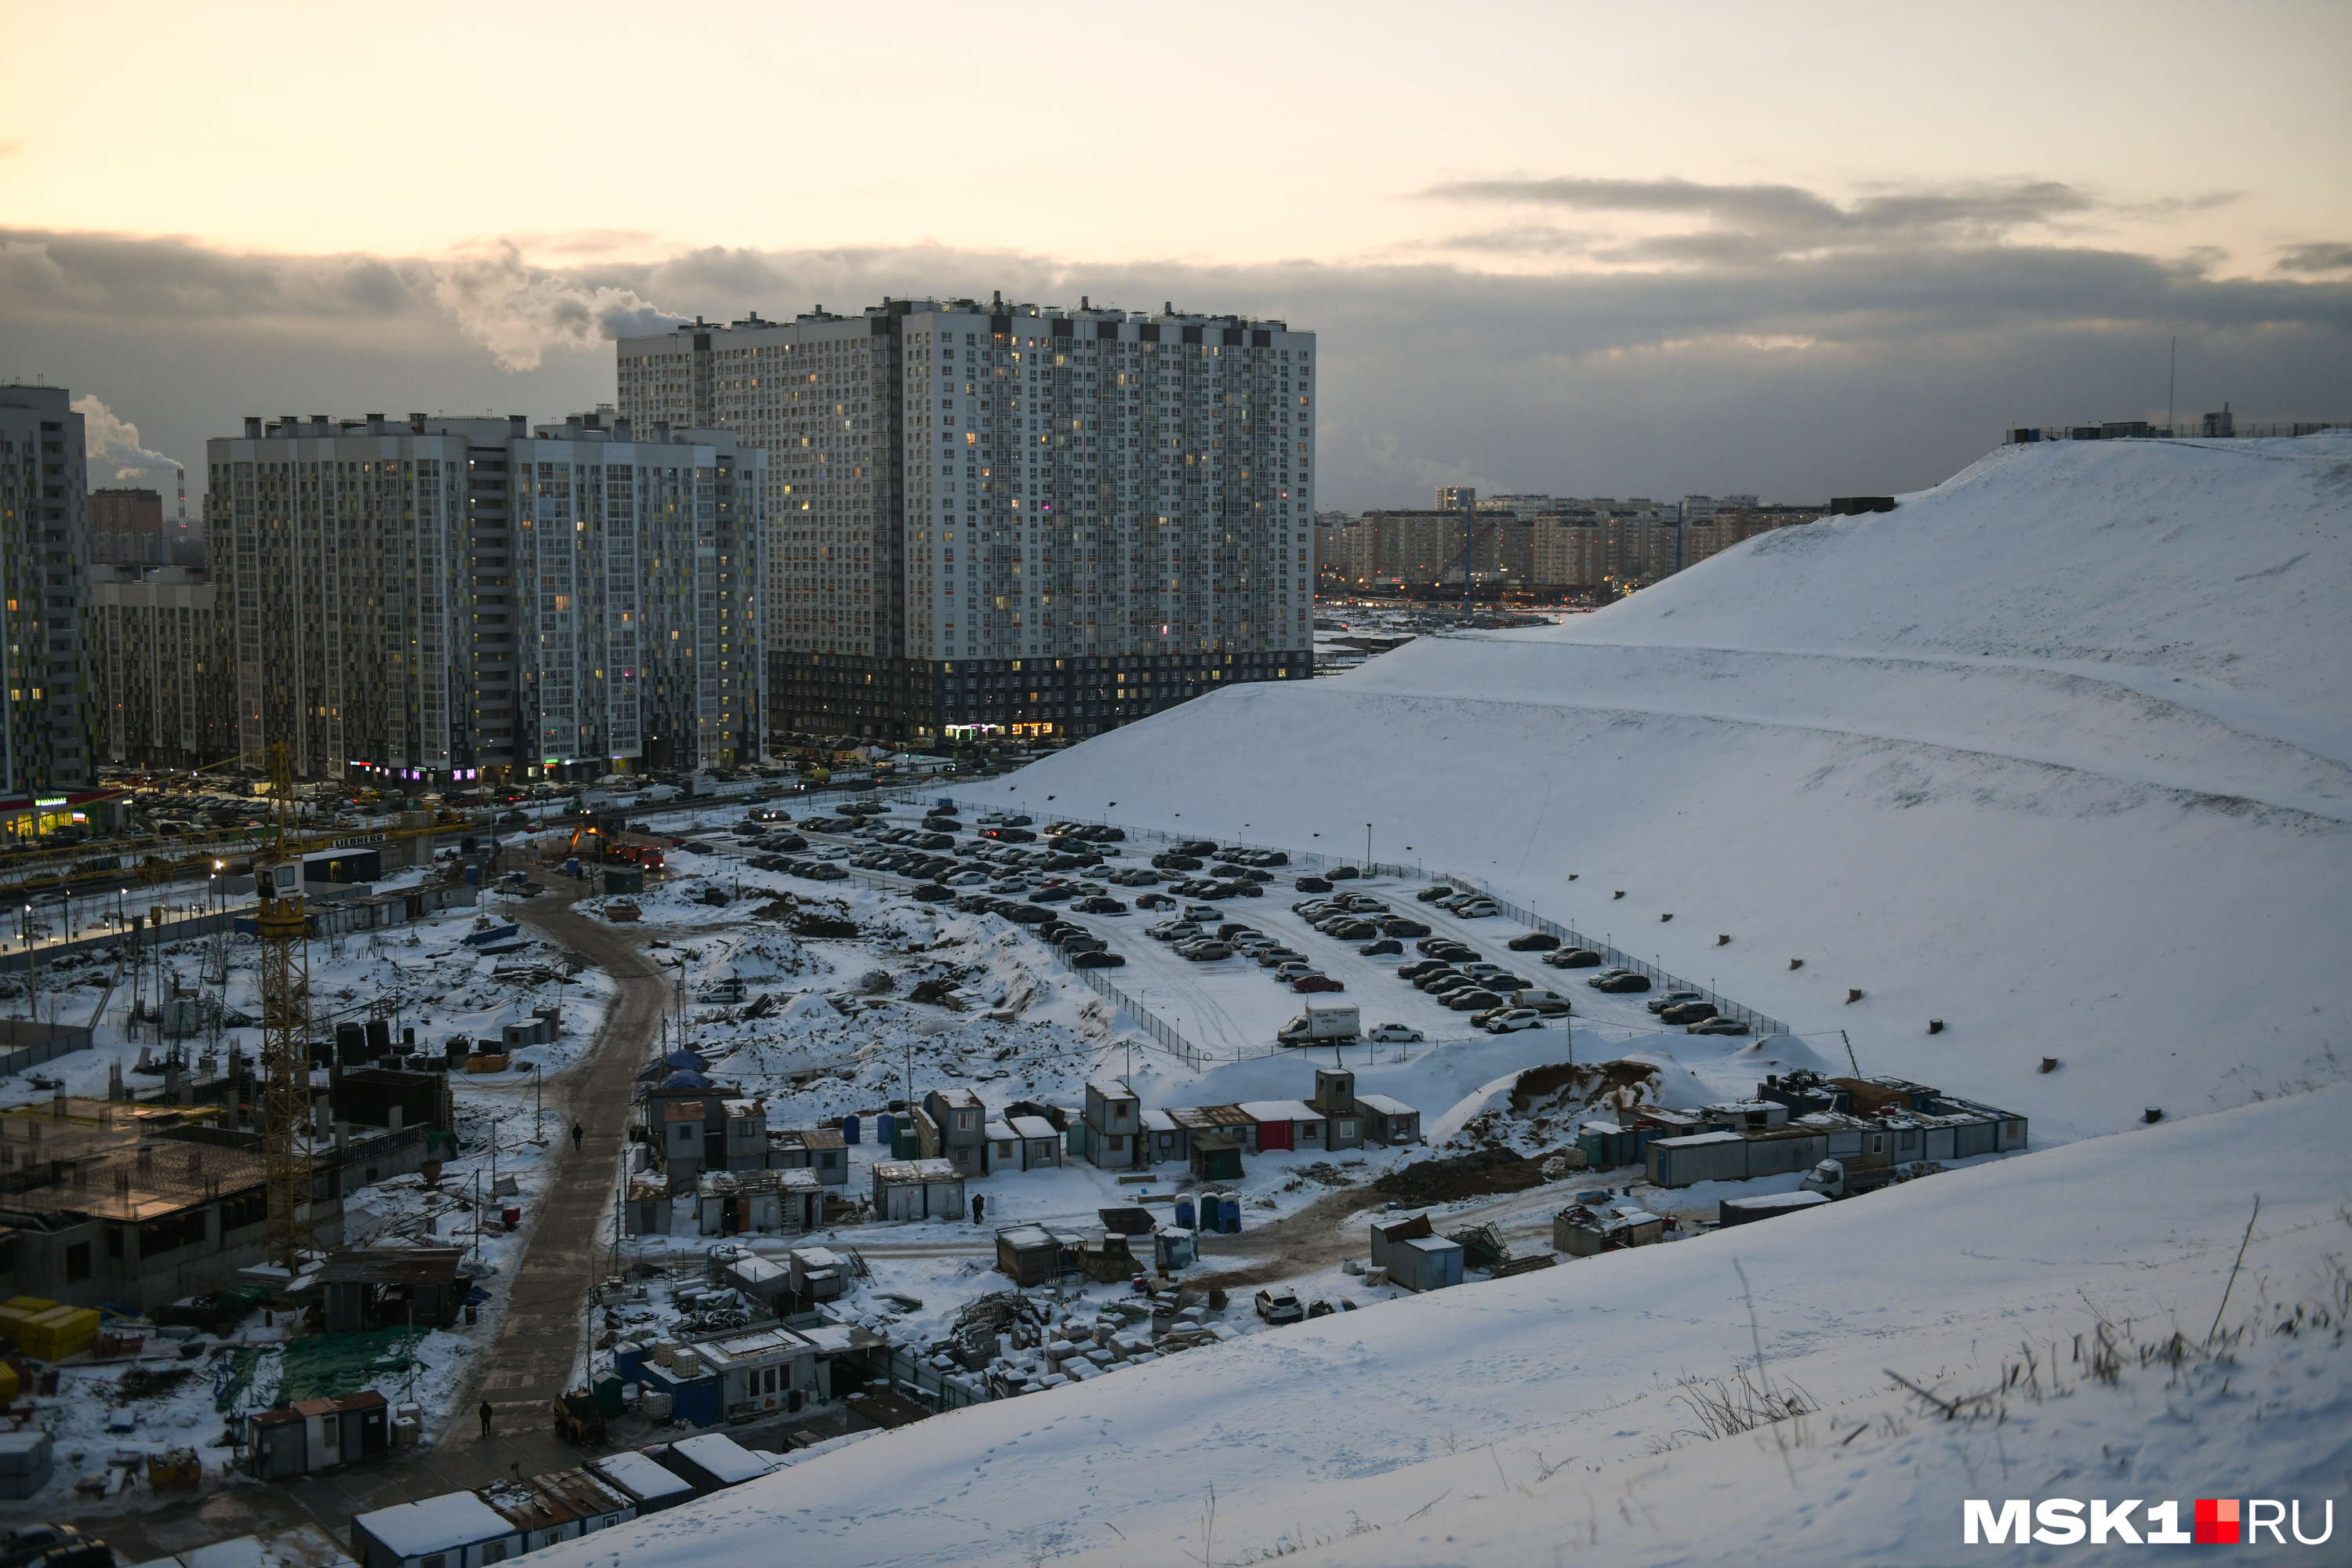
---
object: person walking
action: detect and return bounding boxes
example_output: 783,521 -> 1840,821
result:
570,1121 -> 584,1153
971,1192 -> 985,1226
479,1399 -> 495,1439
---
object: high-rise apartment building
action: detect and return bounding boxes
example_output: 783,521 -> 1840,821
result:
619,297 -> 1316,743
92,565 -> 234,771
205,411 -> 761,784
0,384 -> 98,793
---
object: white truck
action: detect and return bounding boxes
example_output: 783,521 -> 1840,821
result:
1277,1000 -> 1360,1047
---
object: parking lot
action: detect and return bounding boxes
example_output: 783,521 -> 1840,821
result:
672,799 -> 1725,1067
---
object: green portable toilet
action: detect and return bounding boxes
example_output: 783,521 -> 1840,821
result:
891,1124 -> 920,1159
591,1374 -> 625,1417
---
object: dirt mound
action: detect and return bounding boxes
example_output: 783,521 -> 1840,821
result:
793,915 -> 862,939
1374,1146 -> 1574,1204
1509,1058 -> 1657,1113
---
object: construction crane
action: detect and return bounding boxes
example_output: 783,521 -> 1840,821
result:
253,741 -> 318,1272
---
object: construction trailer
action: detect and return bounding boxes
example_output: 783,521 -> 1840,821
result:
871,1159 -> 964,1221
654,1432 -> 777,1495
350,1492 -> 521,1568
1719,1190 -> 1834,1227
1369,1212 -> 1464,1292
1552,1204 -> 1666,1257
584,1450 -> 695,1515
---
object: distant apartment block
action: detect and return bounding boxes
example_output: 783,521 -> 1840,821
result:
1326,491 -> 1820,595
0,384 -> 98,792
619,297 -> 1316,743
205,411 -> 761,784
92,565 -> 235,771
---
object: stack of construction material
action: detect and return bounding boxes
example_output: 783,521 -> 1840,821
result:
0,1296 -> 99,1360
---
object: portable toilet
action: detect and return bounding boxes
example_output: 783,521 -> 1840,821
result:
891,1122 -> 919,1160
1218,1196 -> 1241,1234
1173,1196 -> 1196,1229
874,1112 -> 895,1148
564,857 -> 582,879
843,1113 -> 861,1145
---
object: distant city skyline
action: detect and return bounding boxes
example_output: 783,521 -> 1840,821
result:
2,2 -> 2346,506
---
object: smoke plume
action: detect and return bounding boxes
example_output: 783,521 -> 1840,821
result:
431,241 -> 687,371
72,394 -> 184,485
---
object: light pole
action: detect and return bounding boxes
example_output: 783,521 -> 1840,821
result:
1365,823 -> 1372,876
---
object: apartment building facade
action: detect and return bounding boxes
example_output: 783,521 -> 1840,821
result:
92,566 -> 235,771
205,412 -> 760,784
619,297 -> 1316,743
0,384 -> 98,792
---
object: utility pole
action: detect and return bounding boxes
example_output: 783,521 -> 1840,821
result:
2168,335 -> 2176,434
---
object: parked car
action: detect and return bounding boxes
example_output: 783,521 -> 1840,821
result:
1660,1000 -> 1719,1025
1453,899 -> 1498,917
803,863 -> 849,881
1481,1007 -> 1544,1033
1326,919 -> 1378,940
1377,917 -> 1432,938
1294,875 -> 1333,893
1365,1022 -> 1425,1043
1415,885 -> 1457,904
1688,1016 -> 1751,1036
1415,969 -> 1467,993
1258,946 -> 1308,967
1135,892 -> 1177,909
1325,865 -> 1359,880
1274,960 -> 1316,982
1543,948 -> 1605,969
1147,920 -> 1200,941
1508,931 -> 1562,952
1446,988 -> 1504,1011
1291,973 -> 1346,993
1255,1288 -> 1305,1325
1646,990 -> 1707,1014
1588,971 -> 1653,993
1179,941 -> 1235,961
1357,937 -> 1403,956
1072,949 -> 1127,969
1073,895 -> 1128,914
1514,990 -> 1574,1016
1397,958 -> 1450,979
912,884 -> 956,903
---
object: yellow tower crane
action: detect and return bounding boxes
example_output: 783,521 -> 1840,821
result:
254,742 -> 318,1272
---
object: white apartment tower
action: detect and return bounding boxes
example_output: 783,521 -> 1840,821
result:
618,297 -> 1315,742
205,412 -> 761,783
0,384 -> 98,793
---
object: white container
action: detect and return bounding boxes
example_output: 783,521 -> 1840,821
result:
655,1338 -> 681,1368
641,1389 -> 674,1420
1365,1265 -> 1389,1287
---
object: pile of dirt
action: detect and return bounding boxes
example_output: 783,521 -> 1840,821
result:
1508,1058 -> 1658,1114
1374,1146 -> 1575,1204
793,915 -> 862,939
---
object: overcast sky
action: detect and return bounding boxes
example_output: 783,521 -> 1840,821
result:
5,0 -> 2347,509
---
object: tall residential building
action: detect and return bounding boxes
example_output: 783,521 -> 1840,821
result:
0,384 -> 98,793
92,565 -> 234,771
205,411 -> 761,785
619,297 -> 1316,743
1435,485 -> 1475,512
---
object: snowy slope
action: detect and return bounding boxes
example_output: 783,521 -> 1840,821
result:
533,1082 -> 2352,1568
971,434 -> 2352,1145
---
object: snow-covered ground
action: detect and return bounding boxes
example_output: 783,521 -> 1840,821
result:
0,874 -> 615,1501
510,432 -> 2352,1565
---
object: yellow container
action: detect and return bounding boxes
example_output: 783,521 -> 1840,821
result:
465,1053 -> 510,1073
0,1297 -> 56,1351
0,1359 -> 19,1405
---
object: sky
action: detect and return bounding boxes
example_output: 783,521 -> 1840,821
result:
4,0 -> 2349,509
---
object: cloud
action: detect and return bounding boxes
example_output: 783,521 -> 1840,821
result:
1417,175 -> 2109,263
72,394 -> 184,485
430,241 -> 688,371
2,222 -> 2345,510
2276,241 -> 2352,274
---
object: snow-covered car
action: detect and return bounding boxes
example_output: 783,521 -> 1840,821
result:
1366,1022 -> 1424,1043
1254,1288 -> 1305,1325
1481,1008 -> 1544,1033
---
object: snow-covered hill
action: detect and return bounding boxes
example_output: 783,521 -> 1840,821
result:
541,1083 -> 2352,1568
984,434 -> 2352,1145
526,435 -> 2351,1568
